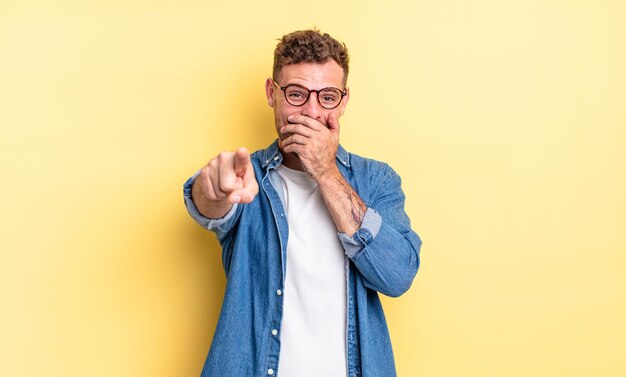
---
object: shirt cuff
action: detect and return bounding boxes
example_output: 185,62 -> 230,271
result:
183,172 -> 239,230
338,208 -> 382,259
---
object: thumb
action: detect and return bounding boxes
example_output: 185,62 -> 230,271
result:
229,176 -> 259,204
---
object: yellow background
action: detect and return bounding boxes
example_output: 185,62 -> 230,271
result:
1,1 -> 625,376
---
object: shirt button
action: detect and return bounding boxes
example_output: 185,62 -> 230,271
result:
272,329 -> 278,336
267,369 -> 274,375
276,289 -> 282,296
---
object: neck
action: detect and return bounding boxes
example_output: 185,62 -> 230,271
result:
280,151 -> 306,171
278,141 -> 306,171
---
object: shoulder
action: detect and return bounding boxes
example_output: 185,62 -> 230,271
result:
342,149 -> 404,203
346,149 -> 400,185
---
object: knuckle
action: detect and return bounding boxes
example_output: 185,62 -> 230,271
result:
207,158 -> 219,171
200,166 -> 212,181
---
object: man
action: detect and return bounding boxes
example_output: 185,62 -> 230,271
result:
183,29 -> 422,377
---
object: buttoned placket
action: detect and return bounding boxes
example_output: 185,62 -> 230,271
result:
261,154 -> 288,376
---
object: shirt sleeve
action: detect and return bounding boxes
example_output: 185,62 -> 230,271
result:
338,208 -> 383,258
339,166 -> 422,298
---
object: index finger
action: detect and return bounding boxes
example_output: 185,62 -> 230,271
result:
287,115 -> 324,131
233,147 -> 251,174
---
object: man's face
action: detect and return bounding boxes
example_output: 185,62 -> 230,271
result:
265,60 -> 349,147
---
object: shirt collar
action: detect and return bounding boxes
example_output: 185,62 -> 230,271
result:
260,139 -> 351,169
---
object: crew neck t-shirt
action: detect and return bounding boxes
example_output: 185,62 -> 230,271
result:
274,164 -> 347,377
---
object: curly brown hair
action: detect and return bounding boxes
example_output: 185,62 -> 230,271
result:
273,29 -> 350,86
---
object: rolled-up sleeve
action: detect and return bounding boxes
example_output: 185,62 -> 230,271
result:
338,208 -> 383,258
339,168 -> 422,298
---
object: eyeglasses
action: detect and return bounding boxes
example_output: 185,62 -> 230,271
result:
273,80 -> 347,110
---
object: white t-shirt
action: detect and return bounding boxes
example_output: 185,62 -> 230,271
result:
275,165 -> 347,377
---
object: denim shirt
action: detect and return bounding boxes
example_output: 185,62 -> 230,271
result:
183,141 -> 422,377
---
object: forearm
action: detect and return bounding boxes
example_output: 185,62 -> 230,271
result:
347,221 -> 421,297
327,165 -> 421,297
316,167 -> 366,236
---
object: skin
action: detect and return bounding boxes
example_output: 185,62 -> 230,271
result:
192,60 -> 366,236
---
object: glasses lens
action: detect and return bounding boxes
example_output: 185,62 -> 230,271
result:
284,85 -> 309,106
318,88 -> 342,109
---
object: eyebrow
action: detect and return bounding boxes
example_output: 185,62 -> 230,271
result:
282,81 -> 344,90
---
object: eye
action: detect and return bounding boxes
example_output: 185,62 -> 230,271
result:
319,89 -> 340,104
285,85 -> 309,102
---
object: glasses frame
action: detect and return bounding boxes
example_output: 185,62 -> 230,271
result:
272,80 -> 347,110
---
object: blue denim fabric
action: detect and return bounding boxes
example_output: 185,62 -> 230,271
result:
183,141 -> 421,377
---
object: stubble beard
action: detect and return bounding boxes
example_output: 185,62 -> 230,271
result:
274,110 -> 301,164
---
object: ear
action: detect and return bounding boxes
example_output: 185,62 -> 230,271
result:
265,78 -> 276,108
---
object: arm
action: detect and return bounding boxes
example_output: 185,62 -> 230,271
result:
316,167 -> 367,236
338,167 -> 421,297
281,113 -> 365,235
320,166 -> 421,297
281,115 -> 421,297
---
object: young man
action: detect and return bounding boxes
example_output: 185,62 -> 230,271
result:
184,29 -> 422,377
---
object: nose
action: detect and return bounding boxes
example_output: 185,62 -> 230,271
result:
300,92 -> 323,119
